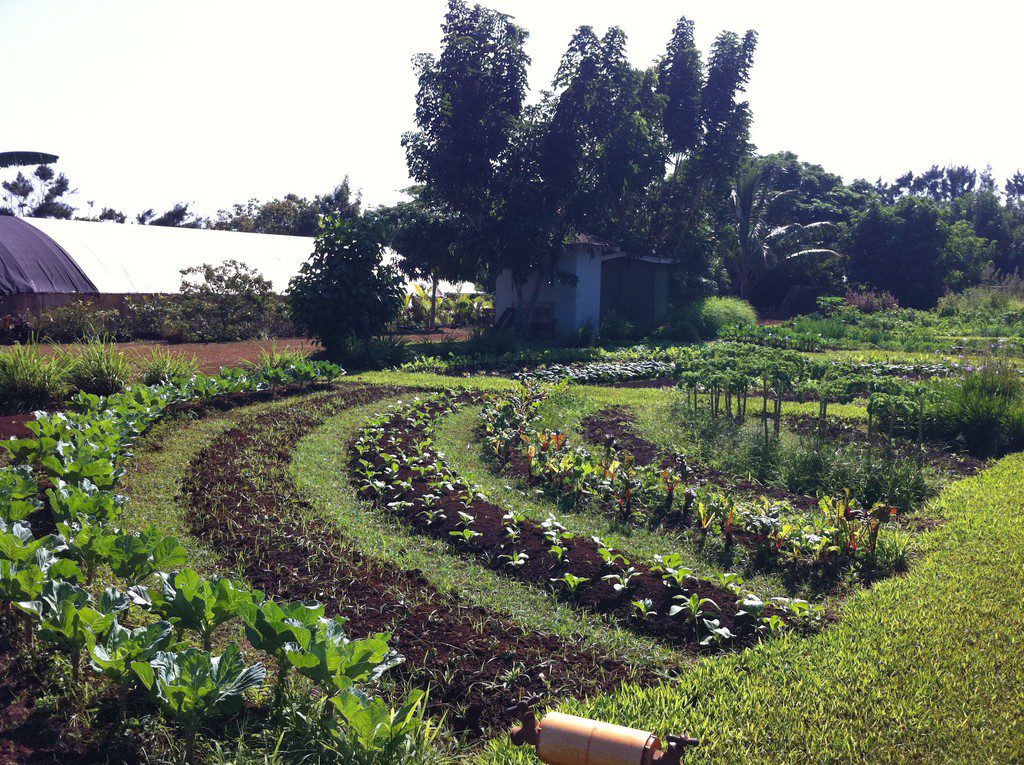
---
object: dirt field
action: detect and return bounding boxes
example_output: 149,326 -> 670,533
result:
32,328 -> 468,374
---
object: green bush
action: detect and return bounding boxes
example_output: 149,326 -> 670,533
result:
288,215 -> 404,353
65,339 -> 132,396
0,342 -> 69,413
700,297 -> 757,338
30,301 -> 125,343
136,347 -> 200,386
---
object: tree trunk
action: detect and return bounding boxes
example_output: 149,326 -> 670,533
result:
429,275 -> 438,330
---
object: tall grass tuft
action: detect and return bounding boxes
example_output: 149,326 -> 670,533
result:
0,342 -> 69,413
136,347 -> 200,386
929,364 -> 1024,457
65,338 -> 133,396
700,297 -> 757,338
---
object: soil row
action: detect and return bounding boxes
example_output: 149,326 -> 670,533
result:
351,396 -> 768,653
183,386 -> 647,736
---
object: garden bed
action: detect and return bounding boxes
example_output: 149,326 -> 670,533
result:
351,395 -> 775,651
183,387 -> 648,736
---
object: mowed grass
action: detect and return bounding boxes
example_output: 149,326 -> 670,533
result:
290,397 -> 686,671
482,452 -> 1024,765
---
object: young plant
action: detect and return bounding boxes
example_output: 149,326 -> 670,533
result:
631,598 -> 658,619
600,566 -> 637,593
550,572 -> 588,596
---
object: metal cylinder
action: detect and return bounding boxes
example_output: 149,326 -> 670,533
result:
535,712 -> 661,765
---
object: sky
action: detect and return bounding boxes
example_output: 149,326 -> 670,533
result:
2,0 -> 1022,220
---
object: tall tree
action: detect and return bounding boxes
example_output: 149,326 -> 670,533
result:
403,0 -> 529,271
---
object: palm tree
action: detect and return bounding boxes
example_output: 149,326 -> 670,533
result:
726,161 -> 840,301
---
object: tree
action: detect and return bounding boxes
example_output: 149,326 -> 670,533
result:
288,215 -> 404,352
1,164 -> 76,218
403,0 -> 529,283
138,203 -> 203,228
372,194 -> 475,329
844,196 -> 994,308
725,162 -> 839,301
177,260 -> 278,341
212,179 -> 361,236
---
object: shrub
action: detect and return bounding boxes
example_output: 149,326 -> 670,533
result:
65,339 -> 132,396
177,260 -> 280,342
136,347 -> 200,386
699,297 -> 757,338
600,310 -> 637,342
336,334 -> 409,370
30,301 -> 124,342
0,342 -> 69,413
844,290 -> 900,313
288,215 -> 404,353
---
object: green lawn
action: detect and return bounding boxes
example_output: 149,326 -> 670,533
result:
481,451 -> 1024,764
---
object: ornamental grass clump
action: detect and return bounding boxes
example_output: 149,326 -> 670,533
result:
0,341 -> 69,413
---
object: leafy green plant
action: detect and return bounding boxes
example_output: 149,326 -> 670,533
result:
152,570 -> 256,650
133,643 -> 267,762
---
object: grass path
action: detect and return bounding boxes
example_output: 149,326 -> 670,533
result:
482,452 -> 1024,764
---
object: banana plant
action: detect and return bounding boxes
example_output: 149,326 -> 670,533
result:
132,643 -> 266,763
108,528 -> 188,585
151,570 -> 257,650
91,620 -> 175,709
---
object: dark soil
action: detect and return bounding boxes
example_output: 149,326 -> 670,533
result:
580,407 -> 821,512
353,396 -> 768,655
0,414 -> 35,440
183,387 -> 651,737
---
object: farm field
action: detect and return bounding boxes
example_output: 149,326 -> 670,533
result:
1,338 -> 1023,763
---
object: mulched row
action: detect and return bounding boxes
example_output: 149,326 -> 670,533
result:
352,396 -> 767,654
182,385 -> 650,736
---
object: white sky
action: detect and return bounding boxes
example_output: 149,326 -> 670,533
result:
2,0 -> 1021,220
